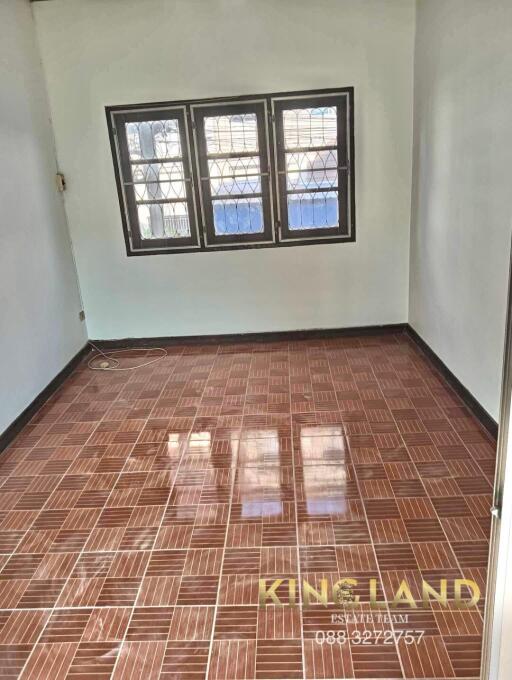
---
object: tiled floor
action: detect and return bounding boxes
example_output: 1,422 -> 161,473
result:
0,333 -> 496,679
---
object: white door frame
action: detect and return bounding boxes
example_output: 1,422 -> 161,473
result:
482,241 -> 512,680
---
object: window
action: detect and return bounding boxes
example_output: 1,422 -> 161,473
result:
272,94 -> 351,241
112,107 -> 200,251
191,101 -> 274,246
107,88 -> 354,255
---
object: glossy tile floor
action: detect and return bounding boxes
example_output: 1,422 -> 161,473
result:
0,334 -> 496,679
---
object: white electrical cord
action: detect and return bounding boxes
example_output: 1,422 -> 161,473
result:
87,341 -> 167,371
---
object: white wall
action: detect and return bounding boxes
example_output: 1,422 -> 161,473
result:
33,0 -> 415,340
0,0 -> 87,435
409,0 -> 512,420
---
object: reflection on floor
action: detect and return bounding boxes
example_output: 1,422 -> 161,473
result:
0,333 -> 495,679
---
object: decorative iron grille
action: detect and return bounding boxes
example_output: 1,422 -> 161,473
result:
107,88 -> 354,254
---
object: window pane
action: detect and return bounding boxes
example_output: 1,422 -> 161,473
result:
126,120 -> 182,160
287,191 -> 339,230
282,106 -> 337,149
137,202 -> 191,239
286,150 -> 338,191
287,169 -> 338,192
204,113 -> 258,154
212,197 -> 263,235
132,161 -> 186,201
208,156 -> 261,196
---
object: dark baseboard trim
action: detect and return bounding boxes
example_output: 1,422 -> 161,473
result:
1,323 -> 496,455
0,343 -> 91,454
406,325 -> 498,441
94,323 -> 497,439
91,323 -> 408,349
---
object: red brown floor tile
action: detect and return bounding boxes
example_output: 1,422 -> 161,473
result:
0,333 -> 496,678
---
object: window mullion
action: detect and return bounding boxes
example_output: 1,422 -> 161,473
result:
107,88 -> 354,255
272,94 -> 351,240
191,100 -> 274,246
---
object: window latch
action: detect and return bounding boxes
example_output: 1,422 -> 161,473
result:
491,505 -> 501,520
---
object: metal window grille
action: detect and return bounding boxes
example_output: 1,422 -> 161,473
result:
107,88 -> 355,255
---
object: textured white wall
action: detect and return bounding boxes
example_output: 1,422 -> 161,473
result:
409,0 -> 512,420
33,0 -> 415,340
0,0 -> 87,435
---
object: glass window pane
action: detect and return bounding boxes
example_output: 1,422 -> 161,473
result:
212,197 -> 263,235
204,113 -> 258,154
287,169 -> 338,192
286,150 -> 338,191
286,149 -> 337,172
287,191 -> 339,230
126,119 -> 182,160
137,202 -> 191,239
132,161 -> 186,201
282,106 -> 337,149
208,156 -> 261,196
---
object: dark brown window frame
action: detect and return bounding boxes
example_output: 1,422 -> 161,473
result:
272,93 -> 351,242
112,106 -> 201,252
191,99 -> 275,248
106,87 -> 355,256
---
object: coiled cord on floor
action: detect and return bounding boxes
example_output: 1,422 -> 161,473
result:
87,341 -> 167,371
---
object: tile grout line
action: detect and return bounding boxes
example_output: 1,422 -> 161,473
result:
249,348 -> 273,680
0,362 -> 98,561
407,341 -> 488,626
289,342 -> 306,680
380,342 -> 441,680
388,335 -> 478,673
387,336 -> 477,671
1,362 -> 108,677
197,346 -> 238,680
13,365 -> 118,676
332,339 -> 376,679
107,345 -> 202,680
18,348 -> 184,678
